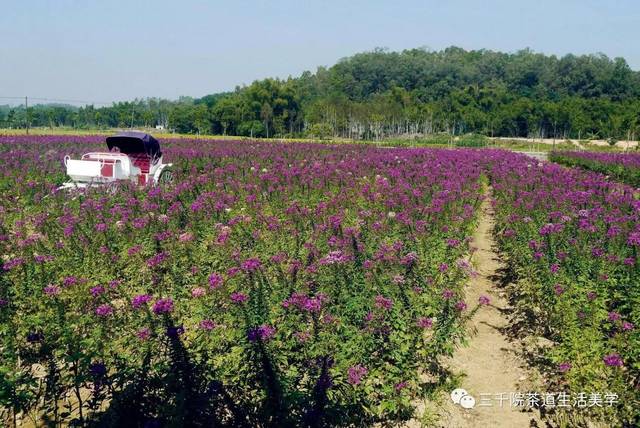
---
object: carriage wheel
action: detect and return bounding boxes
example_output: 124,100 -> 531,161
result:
157,167 -> 174,186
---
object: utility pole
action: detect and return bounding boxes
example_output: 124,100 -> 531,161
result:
25,96 -> 29,134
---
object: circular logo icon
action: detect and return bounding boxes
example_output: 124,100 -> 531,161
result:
450,388 -> 468,404
460,394 -> 476,409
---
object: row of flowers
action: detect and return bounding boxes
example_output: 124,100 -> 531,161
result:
550,150 -> 640,187
487,152 -> 640,426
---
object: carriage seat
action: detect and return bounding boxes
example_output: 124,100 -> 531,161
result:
128,153 -> 151,174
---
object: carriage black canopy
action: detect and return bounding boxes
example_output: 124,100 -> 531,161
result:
106,132 -> 161,159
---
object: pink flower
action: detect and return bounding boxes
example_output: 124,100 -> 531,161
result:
294,331 -> 311,343
416,317 -> 433,329
191,287 -> 206,298
394,381 -> 408,391
178,232 -> 194,242
374,295 -> 393,310
558,362 -> 572,373
391,274 -> 405,285
136,327 -> 151,340
478,295 -> 490,305
199,319 -> 217,331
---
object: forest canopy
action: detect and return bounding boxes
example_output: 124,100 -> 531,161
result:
3,47 -> 640,140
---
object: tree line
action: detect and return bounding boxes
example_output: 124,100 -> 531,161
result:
2,46 -> 640,140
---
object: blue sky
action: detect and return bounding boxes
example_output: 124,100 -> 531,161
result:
1,0 -> 639,104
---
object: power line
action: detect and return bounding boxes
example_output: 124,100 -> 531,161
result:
0,95 -> 112,106
30,97 -> 112,106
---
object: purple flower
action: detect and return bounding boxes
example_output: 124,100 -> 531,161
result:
95,223 -> 107,232
442,289 -> 454,299
416,317 -> 433,329
608,312 -> 621,322
622,321 -> 634,331
127,245 -> 142,256
95,304 -> 114,317
553,284 -> 565,296
603,353 -> 623,367
347,365 -> 368,385
455,300 -> 467,311
478,295 -> 491,305
400,251 -> 418,267
247,324 -> 276,341
131,294 -> 152,309
34,254 -> 54,264
374,295 -> 393,310
439,263 -> 448,272
62,276 -> 78,287
241,258 -> 262,272
44,284 -> 61,297
627,231 -> 640,246
90,286 -> 105,297
318,250 -> 352,265
3,257 -> 24,271
394,381 -> 408,391
282,292 -> 327,313
199,319 -> 217,331
152,298 -> 174,314
147,252 -> 168,268
230,292 -> 248,304
208,272 -> 224,289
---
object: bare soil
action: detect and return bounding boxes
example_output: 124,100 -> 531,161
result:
435,192 -> 542,428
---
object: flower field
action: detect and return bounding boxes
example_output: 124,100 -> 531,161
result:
0,135 -> 639,426
0,135 -> 486,426
550,151 -> 640,187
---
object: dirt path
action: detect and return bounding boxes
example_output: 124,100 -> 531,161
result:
436,191 -> 541,428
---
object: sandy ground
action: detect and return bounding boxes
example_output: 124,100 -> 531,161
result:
491,136 -> 638,150
434,192 -> 542,428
